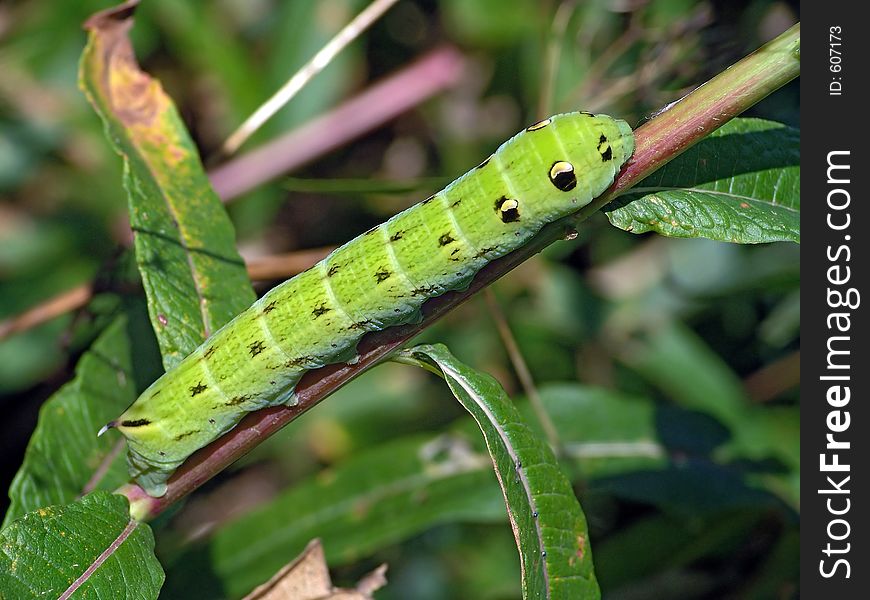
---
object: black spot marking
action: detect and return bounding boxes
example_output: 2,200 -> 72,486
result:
375,268 -> 391,283
248,340 -> 266,357
438,233 -> 455,246
475,157 -> 491,170
174,430 -> 199,441
451,198 -> 462,207
549,161 -> 577,191
389,231 -> 404,242
312,304 -> 331,318
190,382 -> 208,396
158,451 -> 166,456
599,134 -> 607,144
327,264 -> 340,277
412,285 -> 439,296
120,419 -> 151,428
225,395 -> 251,406
286,355 -> 315,368
350,319 -> 373,330
475,246 -> 497,259
263,301 -> 278,314
526,118 -> 551,132
451,248 -> 460,255
203,346 -> 217,359
497,197 -> 520,223
600,146 -> 613,161
208,418 -> 216,424
422,195 -> 435,205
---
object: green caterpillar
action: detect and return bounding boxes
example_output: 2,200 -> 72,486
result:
105,112 -> 635,497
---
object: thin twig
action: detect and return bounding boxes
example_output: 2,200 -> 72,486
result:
0,284 -> 92,341
210,46 -> 464,201
245,246 -> 335,281
0,248 -> 337,341
744,350 -> 800,403
537,1 -> 576,119
483,289 -> 562,453
220,0 -> 401,156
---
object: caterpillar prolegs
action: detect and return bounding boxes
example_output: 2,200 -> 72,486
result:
106,111 -> 635,497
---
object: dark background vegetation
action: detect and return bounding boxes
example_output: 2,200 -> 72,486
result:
1,1 -> 798,598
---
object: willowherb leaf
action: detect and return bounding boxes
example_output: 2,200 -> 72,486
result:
0,492 -> 163,599
3,315 -> 141,528
79,1 -> 255,370
605,118 -> 799,243
397,344 -> 600,600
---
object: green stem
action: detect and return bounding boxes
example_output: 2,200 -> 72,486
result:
124,23 -> 800,520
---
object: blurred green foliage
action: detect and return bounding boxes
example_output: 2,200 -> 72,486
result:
1,0 -> 799,598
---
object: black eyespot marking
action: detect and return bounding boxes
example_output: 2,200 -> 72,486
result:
190,382 -> 208,396
327,264 -> 340,277
121,419 -> 151,428
208,418 -> 216,424
526,118 -> 552,131
497,197 -> 520,223
375,268 -> 391,283
174,430 -> 199,441
422,195 -> 435,205
263,301 -> 278,314
203,346 -> 217,359
597,133 -> 613,161
475,157 -> 491,170
438,233 -> 455,246
312,304 -> 331,318
225,395 -> 251,406
248,340 -> 266,357
390,231 -> 404,242
549,161 -> 577,191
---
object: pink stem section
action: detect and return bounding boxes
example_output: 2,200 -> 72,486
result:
209,46 -> 465,201
127,24 -> 799,520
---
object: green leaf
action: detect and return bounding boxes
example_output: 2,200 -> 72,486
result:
397,344 -> 600,600
163,434 -> 505,599
620,321 -> 799,508
3,315 -> 138,528
523,384 -> 665,479
79,3 -> 255,370
0,492 -> 163,599
605,118 -> 799,243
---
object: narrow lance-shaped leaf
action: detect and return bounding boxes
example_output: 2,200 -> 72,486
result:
3,314 -> 141,528
79,0 -> 255,369
605,118 -> 799,244
395,344 -> 600,600
0,492 -> 163,599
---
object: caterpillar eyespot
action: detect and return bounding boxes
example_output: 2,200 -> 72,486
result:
107,111 -> 635,497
